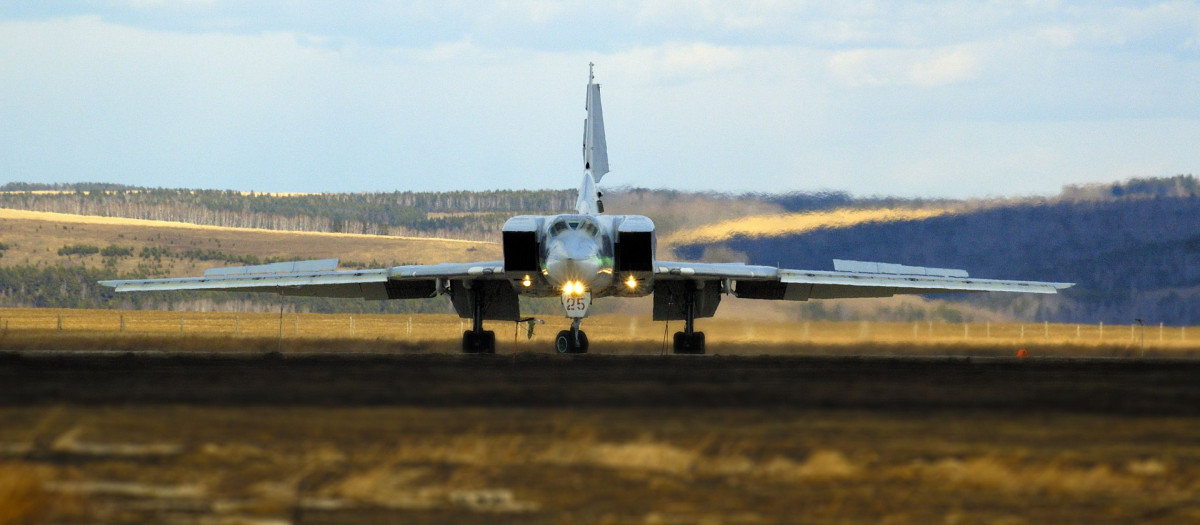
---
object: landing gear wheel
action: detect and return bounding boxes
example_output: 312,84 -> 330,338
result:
555,330 -> 589,354
555,330 -> 572,354
672,332 -> 706,354
462,330 -> 496,354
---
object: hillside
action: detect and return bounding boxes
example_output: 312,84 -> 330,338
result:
675,194 -> 1200,325
0,186 -> 576,242
0,208 -> 499,313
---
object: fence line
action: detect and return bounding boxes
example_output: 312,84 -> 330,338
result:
0,309 -> 1198,348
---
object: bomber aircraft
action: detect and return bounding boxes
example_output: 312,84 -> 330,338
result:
101,64 -> 1073,354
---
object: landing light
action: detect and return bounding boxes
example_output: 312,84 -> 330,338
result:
522,275 -> 532,287
562,280 -> 586,296
625,275 -> 638,290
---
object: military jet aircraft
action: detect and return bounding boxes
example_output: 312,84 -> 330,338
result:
101,64 -> 1072,354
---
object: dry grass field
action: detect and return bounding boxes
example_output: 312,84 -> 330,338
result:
0,208 -> 499,275
662,207 -> 952,246
2,308 -> 1196,357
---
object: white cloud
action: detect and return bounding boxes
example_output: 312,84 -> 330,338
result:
0,2 -> 1197,198
828,46 -> 980,87
907,48 -> 979,87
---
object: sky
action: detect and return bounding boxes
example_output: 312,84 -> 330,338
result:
1,1 -> 1197,198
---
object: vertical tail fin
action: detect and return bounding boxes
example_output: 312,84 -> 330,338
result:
583,62 -> 608,182
577,63 -> 608,215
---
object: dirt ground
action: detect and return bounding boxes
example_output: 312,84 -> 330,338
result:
2,351 -> 1200,524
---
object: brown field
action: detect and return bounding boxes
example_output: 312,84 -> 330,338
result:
1,308 -> 1196,357
0,208 -> 498,274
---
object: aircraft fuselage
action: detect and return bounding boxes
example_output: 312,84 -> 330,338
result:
502,213 -> 656,301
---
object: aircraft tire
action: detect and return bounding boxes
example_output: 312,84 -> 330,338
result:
576,331 -> 589,353
555,330 -> 573,354
672,332 -> 706,355
479,330 -> 496,354
463,330 -> 497,354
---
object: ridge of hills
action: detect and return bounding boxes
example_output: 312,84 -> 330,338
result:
675,180 -> 1200,325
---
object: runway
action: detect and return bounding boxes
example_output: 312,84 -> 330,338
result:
3,351 -> 1197,414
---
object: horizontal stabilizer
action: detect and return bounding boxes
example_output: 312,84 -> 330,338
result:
203,258 -> 339,277
834,259 -> 968,278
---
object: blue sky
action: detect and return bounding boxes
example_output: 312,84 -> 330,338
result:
1,1 -> 1197,197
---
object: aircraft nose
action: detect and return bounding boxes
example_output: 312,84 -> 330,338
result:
545,234 -> 602,287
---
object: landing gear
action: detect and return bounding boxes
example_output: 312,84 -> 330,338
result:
462,330 -> 496,354
558,289 -> 591,354
462,285 -> 495,354
555,318 -> 589,354
673,284 -> 706,354
673,331 -> 705,354
555,319 -> 589,354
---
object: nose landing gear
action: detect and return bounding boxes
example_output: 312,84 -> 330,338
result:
555,319 -> 589,354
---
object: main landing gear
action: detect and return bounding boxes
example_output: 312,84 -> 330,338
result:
555,319 -> 589,354
673,284 -> 706,355
462,286 -> 496,354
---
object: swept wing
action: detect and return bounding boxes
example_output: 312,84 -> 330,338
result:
99,259 -> 505,300
653,259 -> 1071,300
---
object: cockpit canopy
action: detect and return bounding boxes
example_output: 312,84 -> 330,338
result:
548,216 -> 600,238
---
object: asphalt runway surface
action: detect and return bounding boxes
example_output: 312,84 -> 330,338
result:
2,351 -> 1198,414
